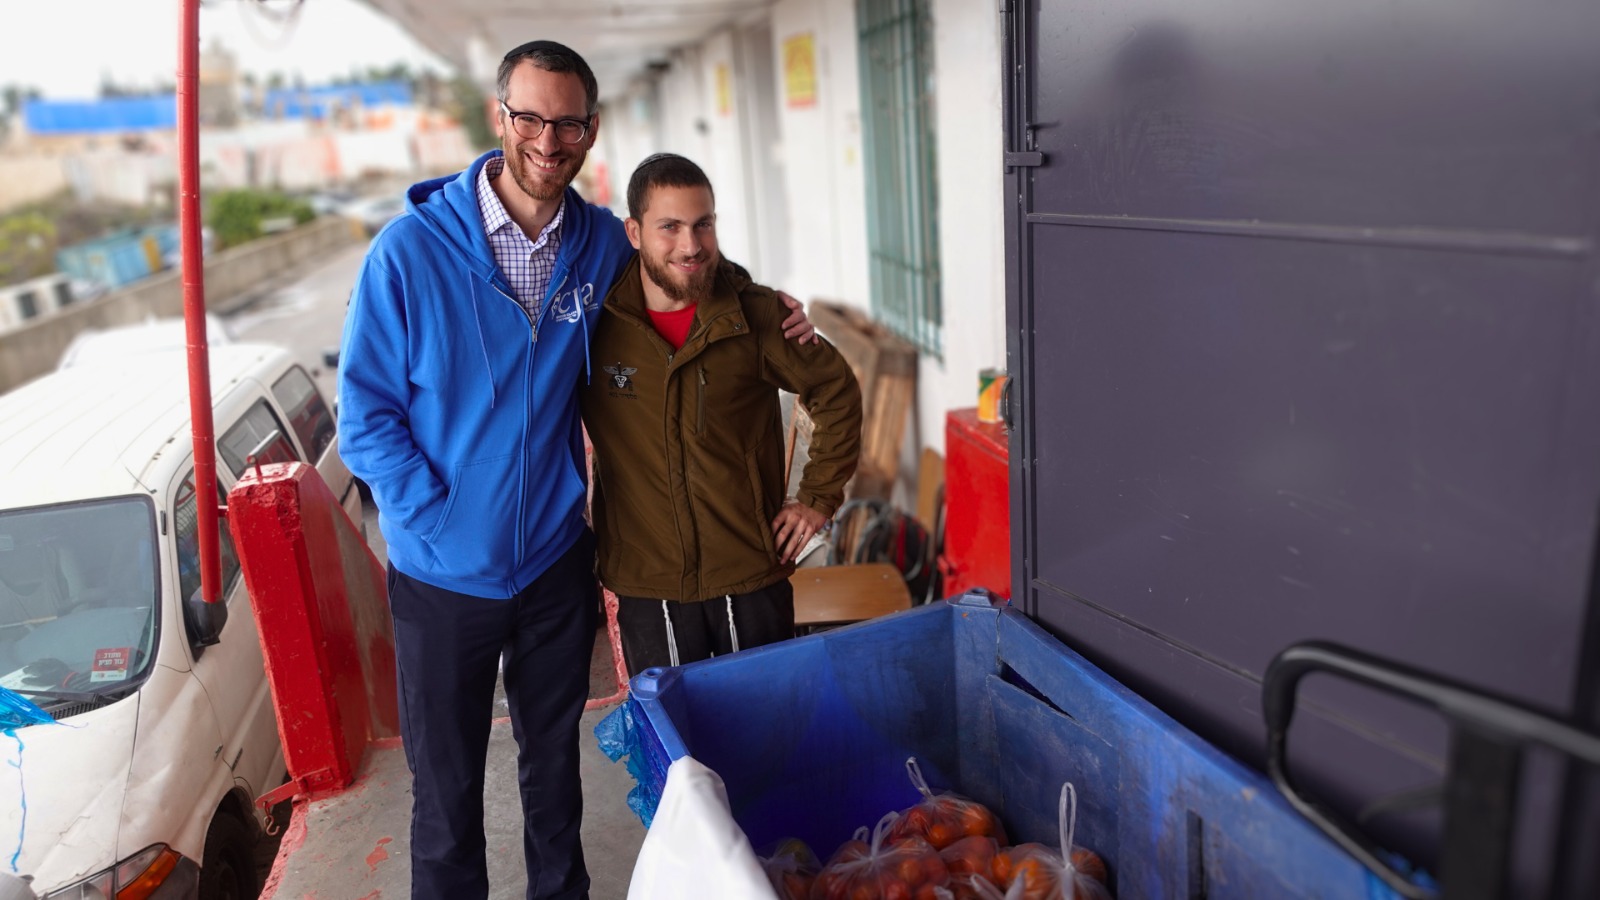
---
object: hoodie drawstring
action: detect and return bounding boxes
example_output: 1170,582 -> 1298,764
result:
579,286 -> 593,385
661,600 -> 681,667
725,595 -> 740,653
468,280 -> 497,409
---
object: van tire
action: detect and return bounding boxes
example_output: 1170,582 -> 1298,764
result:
199,813 -> 259,900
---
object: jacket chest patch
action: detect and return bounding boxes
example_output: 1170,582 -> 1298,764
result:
603,362 -> 639,399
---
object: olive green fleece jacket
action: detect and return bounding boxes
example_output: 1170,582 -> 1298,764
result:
579,255 -> 863,602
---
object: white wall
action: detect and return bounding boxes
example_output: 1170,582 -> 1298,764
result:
61,152 -> 176,207
918,0 -> 1007,454
591,23 -> 783,285
589,0 -> 1008,463
595,85 -> 661,217
769,0 -> 870,312
656,46 -> 716,178
0,156 -> 69,214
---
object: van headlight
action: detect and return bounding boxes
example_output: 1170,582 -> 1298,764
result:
43,844 -> 188,900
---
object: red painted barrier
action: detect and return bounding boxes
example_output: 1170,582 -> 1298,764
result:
227,462 -> 398,800
941,408 -> 1012,599
585,589 -> 628,711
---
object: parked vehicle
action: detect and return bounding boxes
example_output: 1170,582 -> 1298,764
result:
340,194 -> 406,237
56,314 -> 234,370
0,343 -> 360,899
306,189 -> 357,218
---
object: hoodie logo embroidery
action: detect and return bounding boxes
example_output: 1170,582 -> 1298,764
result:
603,363 -> 637,391
551,283 -> 596,324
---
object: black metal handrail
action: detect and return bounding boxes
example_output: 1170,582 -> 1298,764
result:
1263,640 -> 1600,900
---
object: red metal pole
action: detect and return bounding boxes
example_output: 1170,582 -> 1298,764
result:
178,0 -> 221,604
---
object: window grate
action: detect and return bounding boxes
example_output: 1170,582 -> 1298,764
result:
857,0 -> 941,357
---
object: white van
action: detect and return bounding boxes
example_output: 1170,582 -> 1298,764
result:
56,314 -> 235,371
0,343 -> 361,899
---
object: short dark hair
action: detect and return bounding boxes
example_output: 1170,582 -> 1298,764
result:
627,153 -> 714,220
498,41 -> 599,115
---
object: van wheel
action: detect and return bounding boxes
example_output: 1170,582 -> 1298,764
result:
199,813 -> 259,900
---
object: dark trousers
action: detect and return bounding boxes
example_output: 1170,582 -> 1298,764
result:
388,529 -> 598,900
615,578 -> 795,676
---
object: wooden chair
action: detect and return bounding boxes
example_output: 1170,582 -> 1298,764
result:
792,561 -> 913,632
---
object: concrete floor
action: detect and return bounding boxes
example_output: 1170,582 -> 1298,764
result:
258,482 -> 647,900
260,625 -> 647,900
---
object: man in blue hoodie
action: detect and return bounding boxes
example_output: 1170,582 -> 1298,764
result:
338,41 -> 813,900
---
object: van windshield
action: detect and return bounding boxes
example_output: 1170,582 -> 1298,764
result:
0,498 -> 159,711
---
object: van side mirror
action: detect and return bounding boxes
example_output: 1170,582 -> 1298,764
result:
0,871 -> 38,900
184,588 -> 228,656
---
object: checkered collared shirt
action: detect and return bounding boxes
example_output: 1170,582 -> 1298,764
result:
476,154 -> 565,323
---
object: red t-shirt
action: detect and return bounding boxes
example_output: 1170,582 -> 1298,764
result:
647,303 -> 698,350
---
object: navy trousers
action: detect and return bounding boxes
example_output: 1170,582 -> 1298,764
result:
387,529 -> 598,900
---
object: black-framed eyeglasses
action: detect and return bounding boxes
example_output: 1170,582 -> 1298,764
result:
499,101 -> 592,144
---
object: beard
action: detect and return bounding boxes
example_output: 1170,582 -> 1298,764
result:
504,140 -> 586,203
640,250 -> 719,303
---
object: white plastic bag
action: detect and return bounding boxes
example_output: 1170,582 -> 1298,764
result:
626,756 -> 777,900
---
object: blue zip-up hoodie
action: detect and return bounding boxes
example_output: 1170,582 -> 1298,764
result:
338,150 -> 633,598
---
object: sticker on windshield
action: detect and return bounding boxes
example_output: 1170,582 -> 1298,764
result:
91,647 -> 134,682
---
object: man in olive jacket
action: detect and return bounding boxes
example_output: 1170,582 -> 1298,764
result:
580,154 -> 862,674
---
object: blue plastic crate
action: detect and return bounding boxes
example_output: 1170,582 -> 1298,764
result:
603,594 -> 1428,898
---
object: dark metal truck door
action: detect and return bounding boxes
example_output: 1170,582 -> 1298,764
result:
1002,1 -> 1600,894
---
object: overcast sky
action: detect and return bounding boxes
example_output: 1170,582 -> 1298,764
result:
0,0 -> 453,99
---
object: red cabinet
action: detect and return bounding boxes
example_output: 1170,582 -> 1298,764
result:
940,408 -> 1011,600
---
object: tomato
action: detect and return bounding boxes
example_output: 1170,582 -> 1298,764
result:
921,852 -> 950,885
990,849 -> 1014,885
940,835 -> 998,877
775,871 -> 805,899
810,871 -> 844,900
1069,847 -> 1107,885
829,840 -> 871,866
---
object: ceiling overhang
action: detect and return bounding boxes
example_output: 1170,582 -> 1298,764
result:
358,0 -> 775,102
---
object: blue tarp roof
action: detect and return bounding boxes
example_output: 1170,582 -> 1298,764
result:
22,81 -> 412,134
24,96 -> 176,134
261,82 -> 412,119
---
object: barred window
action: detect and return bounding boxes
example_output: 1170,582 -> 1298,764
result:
858,0 -> 941,357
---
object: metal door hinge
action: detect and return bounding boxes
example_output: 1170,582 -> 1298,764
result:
1005,151 -> 1044,168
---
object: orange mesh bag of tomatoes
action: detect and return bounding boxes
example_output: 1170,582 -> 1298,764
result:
810,810 -> 951,900
887,757 -> 1009,851
763,838 -> 822,900
988,784 -> 1111,900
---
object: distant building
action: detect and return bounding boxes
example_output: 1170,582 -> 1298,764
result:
200,41 -> 242,128
0,273 -> 76,333
19,96 -> 176,154
261,82 -> 413,127
2,75 -> 466,213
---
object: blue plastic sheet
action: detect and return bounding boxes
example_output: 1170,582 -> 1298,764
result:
0,687 -> 50,873
0,689 -> 49,736
595,702 -> 667,828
